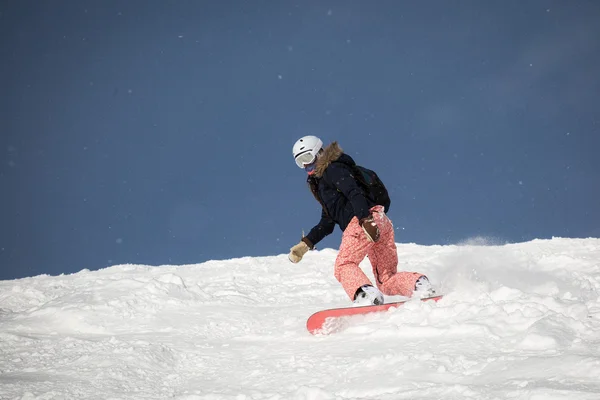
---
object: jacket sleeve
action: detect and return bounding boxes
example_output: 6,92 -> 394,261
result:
305,208 -> 336,247
324,162 -> 371,221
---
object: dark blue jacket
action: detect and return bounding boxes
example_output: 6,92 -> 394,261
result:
305,143 -> 374,247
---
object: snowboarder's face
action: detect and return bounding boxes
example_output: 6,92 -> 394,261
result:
304,161 -> 317,176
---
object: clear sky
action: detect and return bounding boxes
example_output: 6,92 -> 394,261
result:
1,1 -> 599,280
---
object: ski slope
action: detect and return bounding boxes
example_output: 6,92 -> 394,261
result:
1,237 -> 599,399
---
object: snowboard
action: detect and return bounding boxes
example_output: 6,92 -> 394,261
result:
307,294 -> 443,335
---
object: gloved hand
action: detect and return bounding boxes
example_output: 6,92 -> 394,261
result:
359,214 -> 380,242
288,238 -> 313,263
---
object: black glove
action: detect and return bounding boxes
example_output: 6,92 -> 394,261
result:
359,214 -> 380,242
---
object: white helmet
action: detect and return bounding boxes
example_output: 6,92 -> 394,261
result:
292,135 -> 323,168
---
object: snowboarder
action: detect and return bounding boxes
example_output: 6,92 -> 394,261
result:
288,135 -> 435,305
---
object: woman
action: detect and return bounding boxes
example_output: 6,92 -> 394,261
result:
288,135 -> 435,305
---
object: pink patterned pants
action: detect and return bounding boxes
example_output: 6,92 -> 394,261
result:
334,206 -> 425,300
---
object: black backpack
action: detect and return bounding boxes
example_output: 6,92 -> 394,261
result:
351,165 -> 391,213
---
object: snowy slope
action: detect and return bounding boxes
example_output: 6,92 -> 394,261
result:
1,238 -> 599,400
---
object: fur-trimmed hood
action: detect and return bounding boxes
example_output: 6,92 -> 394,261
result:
313,141 -> 344,178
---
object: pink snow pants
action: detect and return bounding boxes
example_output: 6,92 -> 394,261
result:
334,205 -> 424,301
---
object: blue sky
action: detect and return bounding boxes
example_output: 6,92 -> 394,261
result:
1,1 -> 599,280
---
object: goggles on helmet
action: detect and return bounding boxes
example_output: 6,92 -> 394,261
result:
294,150 -> 317,168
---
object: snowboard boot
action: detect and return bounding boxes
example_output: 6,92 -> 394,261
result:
353,285 -> 384,306
413,275 -> 436,298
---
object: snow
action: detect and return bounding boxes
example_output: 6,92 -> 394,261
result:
1,237 -> 600,399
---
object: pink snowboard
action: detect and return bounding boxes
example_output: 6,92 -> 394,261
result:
307,295 -> 443,335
